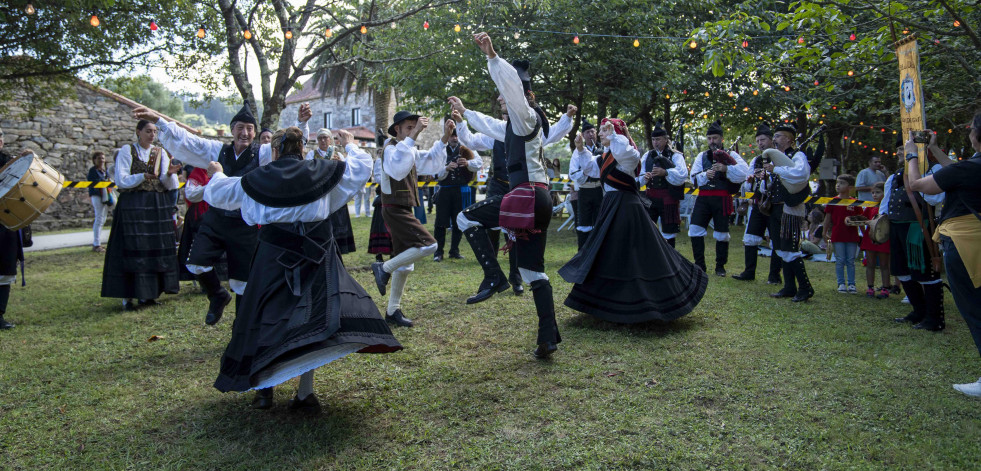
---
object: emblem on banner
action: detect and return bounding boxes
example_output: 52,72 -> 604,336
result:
901,74 -> 916,112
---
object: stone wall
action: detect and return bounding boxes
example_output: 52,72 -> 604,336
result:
0,81 -> 229,232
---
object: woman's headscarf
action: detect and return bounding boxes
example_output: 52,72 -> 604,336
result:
600,117 -> 636,150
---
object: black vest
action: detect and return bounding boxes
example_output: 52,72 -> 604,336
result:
491,140 -> 508,180
504,116 -> 542,190
643,149 -> 678,190
215,142 -> 261,218
887,168 -> 925,222
698,151 -> 727,191
769,149 -> 811,206
441,145 -> 474,186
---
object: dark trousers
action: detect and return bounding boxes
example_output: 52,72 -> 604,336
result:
942,236 -> 981,357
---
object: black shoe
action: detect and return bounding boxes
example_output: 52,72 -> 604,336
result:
371,262 -> 390,296
790,258 -> 814,302
466,277 -> 511,304
913,319 -> 944,332
123,301 -> 138,311
769,289 -> 796,299
205,289 -> 233,325
252,388 -> 274,409
533,342 -> 557,359
894,312 -> 924,324
287,393 -> 322,412
0,316 -> 13,330
714,268 -> 726,277
512,283 -> 524,296
791,287 -> 814,302
448,253 -> 464,260
732,271 -> 754,281
386,309 -> 414,327
433,254 -> 443,262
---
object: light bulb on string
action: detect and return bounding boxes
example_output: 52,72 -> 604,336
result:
849,33 -> 856,41
784,85 -> 791,91
25,3 -> 35,15
360,25 -> 367,34
196,26 -> 206,38
752,89 -> 758,96
689,40 -> 697,49
797,36 -> 804,44
954,20 -> 961,27
243,29 -> 252,40
665,94 -> 670,99
90,15 -> 100,27
454,24 -> 461,32
423,20 -> 429,30
704,92 -> 709,97
633,39 -> 640,47
390,22 -> 397,29
150,21 -> 158,31
514,32 -> 520,39
727,91 -> 733,97
285,28 -> 293,40
741,40 -> 748,48
573,35 -> 579,45
325,28 -> 333,38
847,70 -> 854,76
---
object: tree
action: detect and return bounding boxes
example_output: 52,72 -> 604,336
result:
99,75 -> 186,118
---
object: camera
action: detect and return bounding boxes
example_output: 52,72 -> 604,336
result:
911,130 -> 932,144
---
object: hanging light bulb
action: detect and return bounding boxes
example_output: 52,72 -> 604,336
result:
196,26 -> 206,38
633,39 -> 640,47
25,3 -> 35,15
797,36 -> 804,44
704,92 -> 709,97
423,20 -> 429,30
689,40 -> 698,49
150,21 -> 158,31
243,29 -> 252,40
285,28 -> 293,40
847,70 -> 854,76
849,33 -> 856,41
743,107 -> 749,111
360,25 -> 367,34
665,94 -> 670,99
727,91 -> 733,97
784,85 -> 791,91
703,114 -> 708,119
325,28 -> 333,38
752,89 -> 758,96
573,35 -> 579,45
390,22 -> 397,29
902,27 -> 910,35
90,15 -> 100,27
454,24 -> 461,32
954,20 -> 961,27
814,80 -> 820,86
741,40 -> 748,48
514,32 -> 520,39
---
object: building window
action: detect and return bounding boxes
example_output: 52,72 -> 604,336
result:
351,108 -> 361,126
323,112 -> 332,129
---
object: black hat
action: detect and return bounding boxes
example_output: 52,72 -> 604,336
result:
774,119 -> 797,136
230,104 -> 257,127
388,110 -> 421,137
512,59 -> 532,94
755,121 -> 773,138
581,120 -> 595,132
651,119 -> 668,138
259,127 -> 272,136
706,119 -> 723,137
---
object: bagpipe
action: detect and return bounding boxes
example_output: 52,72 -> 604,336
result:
698,137 -> 742,194
758,125 -> 827,215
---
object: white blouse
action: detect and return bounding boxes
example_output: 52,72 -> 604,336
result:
113,143 -> 179,190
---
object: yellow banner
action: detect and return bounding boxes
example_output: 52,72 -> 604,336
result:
895,35 -> 928,173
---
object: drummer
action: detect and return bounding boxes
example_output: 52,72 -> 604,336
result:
0,127 -> 29,330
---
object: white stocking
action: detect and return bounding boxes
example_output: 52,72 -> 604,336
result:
388,270 -> 409,315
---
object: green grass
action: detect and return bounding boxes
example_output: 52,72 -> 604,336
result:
2,213 -> 980,470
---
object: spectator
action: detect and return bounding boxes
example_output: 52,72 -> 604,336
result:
86,151 -> 112,253
906,116 -> 981,397
855,156 -> 887,201
800,206 -> 826,255
857,182 -> 890,298
823,174 -> 863,293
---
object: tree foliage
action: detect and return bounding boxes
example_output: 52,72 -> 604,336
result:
98,75 -> 186,118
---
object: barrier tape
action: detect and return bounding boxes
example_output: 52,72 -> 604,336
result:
62,179 -> 878,207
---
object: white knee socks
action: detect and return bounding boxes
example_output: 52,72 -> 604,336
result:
387,270 -> 409,315
382,243 -> 438,273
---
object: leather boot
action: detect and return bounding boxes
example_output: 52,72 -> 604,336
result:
197,270 -> 232,325
433,228 -> 446,262
895,280 -> 926,323
508,250 -> 524,295
791,258 -> 814,302
767,253 -> 782,284
732,246 -> 758,281
449,229 -> 464,259
489,229 -> 501,254
914,282 -> 945,331
770,258 -> 797,298
0,285 -> 11,330
464,227 -> 509,304
252,387 -> 274,409
714,240 -> 729,277
530,279 -> 561,359
691,236 -> 706,272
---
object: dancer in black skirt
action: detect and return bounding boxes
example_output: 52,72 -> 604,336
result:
101,120 -> 181,309
177,167 -> 228,282
559,119 -> 708,323
206,127 -> 401,410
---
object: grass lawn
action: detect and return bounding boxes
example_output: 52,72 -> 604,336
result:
1,212 -> 979,470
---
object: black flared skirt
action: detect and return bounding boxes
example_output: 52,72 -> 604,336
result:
558,190 -> 708,323
101,191 -> 179,300
214,222 -> 401,393
329,206 -> 356,255
367,196 -> 392,255
177,206 -> 228,281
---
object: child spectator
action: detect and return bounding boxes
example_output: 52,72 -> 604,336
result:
823,174 -> 863,293
859,182 -> 890,298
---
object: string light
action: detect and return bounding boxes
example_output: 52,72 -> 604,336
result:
360,25 -> 367,34
243,29 -> 252,40
784,85 -> 790,91
196,26 -> 206,38
727,91 -> 733,97
284,28 -> 293,40
741,40 -> 748,48
847,70 -> 854,76
633,39 -> 640,47
90,15 -> 100,27
390,22 -> 397,29
689,40 -> 697,49
704,91 -> 709,97
665,94 -> 670,99
25,3 -> 35,15
454,24 -> 461,32
325,28 -> 333,38
423,20 -> 429,30
573,35 -> 579,44
150,21 -> 158,31
814,80 -> 819,86
954,20 -> 961,27
752,89 -> 758,96
849,33 -> 856,41
797,36 -> 804,44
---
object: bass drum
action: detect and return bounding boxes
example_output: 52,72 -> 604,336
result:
0,154 -> 65,230
870,213 -> 890,245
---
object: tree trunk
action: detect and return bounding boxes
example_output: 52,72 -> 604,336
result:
597,94 -> 609,124
373,86 -> 393,142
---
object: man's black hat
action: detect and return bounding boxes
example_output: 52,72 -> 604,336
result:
388,110 -> 421,136
230,104 -> 257,128
706,119 -> 723,137
755,121 -> 773,138
652,119 -> 668,138
581,120 -> 595,132
512,60 -> 532,94
774,119 -> 797,136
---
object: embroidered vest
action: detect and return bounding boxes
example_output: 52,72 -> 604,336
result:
599,152 -> 639,193
119,144 -> 167,193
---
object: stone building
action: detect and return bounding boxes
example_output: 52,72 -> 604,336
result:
0,79 -> 215,231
